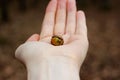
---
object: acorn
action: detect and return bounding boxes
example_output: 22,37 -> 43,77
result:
51,35 -> 64,46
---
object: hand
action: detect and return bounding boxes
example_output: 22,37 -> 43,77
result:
15,0 -> 89,69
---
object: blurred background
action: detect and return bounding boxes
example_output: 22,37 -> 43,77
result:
0,0 -> 120,80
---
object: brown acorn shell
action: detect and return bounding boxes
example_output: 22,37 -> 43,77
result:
51,35 -> 64,46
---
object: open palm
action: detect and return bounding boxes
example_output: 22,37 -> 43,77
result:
15,0 -> 89,67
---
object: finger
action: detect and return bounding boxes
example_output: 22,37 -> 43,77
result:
40,0 -> 57,39
26,34 -> 40,42
76,11 -> 87,36
66,0 -> 76,34
54,0 -> 67,35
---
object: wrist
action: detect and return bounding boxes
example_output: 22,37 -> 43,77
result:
26,56 -> 80,80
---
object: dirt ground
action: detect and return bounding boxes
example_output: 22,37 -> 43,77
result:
0,0 -> 120,80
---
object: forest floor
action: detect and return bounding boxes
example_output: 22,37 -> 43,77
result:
0,1 -> 120,80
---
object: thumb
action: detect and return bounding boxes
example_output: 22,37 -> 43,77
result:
26,34 -> 40,42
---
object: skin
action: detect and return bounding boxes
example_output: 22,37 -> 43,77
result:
25,0 -> 88,66
16,0 -> 89,80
